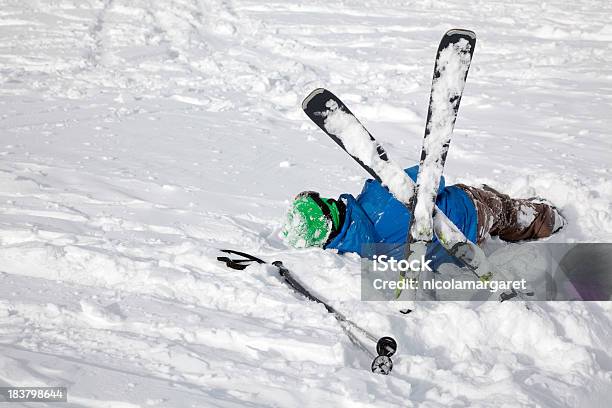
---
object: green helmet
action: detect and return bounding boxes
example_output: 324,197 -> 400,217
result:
281,191 -> 341,248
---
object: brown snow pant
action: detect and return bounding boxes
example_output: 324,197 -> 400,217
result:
455,184 -> 555,244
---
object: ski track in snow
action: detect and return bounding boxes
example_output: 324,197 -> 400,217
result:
0,0 -> 611,406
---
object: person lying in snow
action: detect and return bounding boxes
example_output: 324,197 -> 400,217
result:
281,165 -> 566,258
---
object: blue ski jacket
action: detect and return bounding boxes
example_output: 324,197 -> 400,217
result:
325,166 -> 478,264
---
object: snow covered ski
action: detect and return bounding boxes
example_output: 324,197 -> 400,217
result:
409,29 -> 476,243
404,29 -> 478,296
301,88 -> 489,279
217,249 -> 398,375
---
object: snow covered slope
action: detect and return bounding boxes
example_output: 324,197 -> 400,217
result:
1,0 -> 611,406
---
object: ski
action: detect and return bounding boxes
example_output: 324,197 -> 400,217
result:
402,30 -> 477,297
409,29 -> 476,243
217,249 -> 397,375
301,88 -> 489,277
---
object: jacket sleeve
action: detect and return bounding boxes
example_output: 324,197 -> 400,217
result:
404,165 -> 446,193
324,194 -> 382,257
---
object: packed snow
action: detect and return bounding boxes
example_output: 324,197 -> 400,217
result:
1,0 -> 611,407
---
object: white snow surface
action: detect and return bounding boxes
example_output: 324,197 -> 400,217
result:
1,0 -> 611,407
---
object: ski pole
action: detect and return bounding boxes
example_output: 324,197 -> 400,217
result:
217,249 -> 398,375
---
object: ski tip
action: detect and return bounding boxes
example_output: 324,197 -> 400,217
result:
302,88 -> 327,110
445,28 -> 476,40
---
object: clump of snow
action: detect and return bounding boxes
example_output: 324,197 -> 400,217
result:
280,202 -> 330,248
517,205 -> 538,228
281,206 -> 309,248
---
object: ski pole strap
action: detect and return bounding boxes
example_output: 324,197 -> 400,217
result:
217,249 -> 265,270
